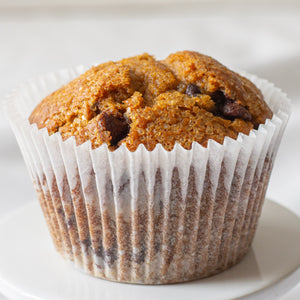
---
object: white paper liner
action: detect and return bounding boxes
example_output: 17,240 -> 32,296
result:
4,67 -> 291,284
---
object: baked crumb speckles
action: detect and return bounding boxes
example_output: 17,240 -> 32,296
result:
29,51 -> 273,150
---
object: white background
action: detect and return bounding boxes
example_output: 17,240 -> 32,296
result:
0,1 -> 300,299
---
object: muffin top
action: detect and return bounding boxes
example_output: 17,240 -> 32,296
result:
29,51 -> 273,151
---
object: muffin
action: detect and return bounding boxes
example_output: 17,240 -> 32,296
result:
5,51 -> 290,284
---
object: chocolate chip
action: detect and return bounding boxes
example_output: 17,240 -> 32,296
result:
81,237 -> 91,253
133,246 -> 146,264
99,112 -> 130,146
94,245 -> 104,258
67,214 -> 76,228
211,91 -> 226,109
186,84 -> 201,97
154,241 -> 161,253
210,90 -> 252,122
57,207 -> 64,216
222,100 -> 252,121
104,247 -> 118,266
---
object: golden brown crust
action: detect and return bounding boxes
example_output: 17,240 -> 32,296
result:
29,51 -> 273,151
163,51 -> 271,127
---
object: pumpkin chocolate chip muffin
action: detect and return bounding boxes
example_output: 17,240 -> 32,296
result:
6,50 -> 290,284
29,51 -> 272,151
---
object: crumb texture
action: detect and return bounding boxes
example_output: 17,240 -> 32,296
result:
29,51 -> 273,150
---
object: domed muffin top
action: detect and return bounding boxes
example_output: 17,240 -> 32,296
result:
29,51 -> 273,151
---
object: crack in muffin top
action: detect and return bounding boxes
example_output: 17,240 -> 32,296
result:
29,51 -> 273,151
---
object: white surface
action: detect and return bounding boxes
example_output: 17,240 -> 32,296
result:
0,200 -> 299,300
0,2 -> 300,299
1,0 -> 299,8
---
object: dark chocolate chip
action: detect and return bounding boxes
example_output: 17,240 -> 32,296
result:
154,241 -> 161,253
186,84 -> 201,97
67,214 -> 76,228
94,245 -> 104,258
222,100 -> 252,121
81,237 -> 91,253
133,246 -> 146,264
104,247 -> 118,266
210,90 -> 252,121
57,207 -> 64,216
210,91 -> 226,108
210,91 -> 227,117
99,112 -> 130,146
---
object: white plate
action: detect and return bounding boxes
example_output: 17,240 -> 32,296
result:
0,200 -> 299,300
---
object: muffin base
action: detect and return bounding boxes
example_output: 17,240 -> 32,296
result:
33,151 -> 271,284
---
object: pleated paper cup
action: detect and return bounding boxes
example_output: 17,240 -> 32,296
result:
4,66 -> 291,284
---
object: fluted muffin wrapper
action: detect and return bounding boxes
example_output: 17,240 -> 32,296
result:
4,66 -> 291,284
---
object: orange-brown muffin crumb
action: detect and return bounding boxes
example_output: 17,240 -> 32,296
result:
29,51 -> 273,151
